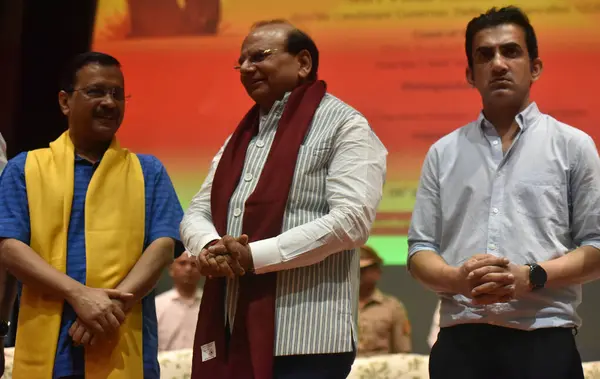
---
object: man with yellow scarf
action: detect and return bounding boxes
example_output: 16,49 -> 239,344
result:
0,52 -> 184,379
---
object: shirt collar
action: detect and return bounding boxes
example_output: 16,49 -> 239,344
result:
269,92 -> 290,117
74,154 -> 101,166
364,289 -> 385,305
258,92 -> 290,132
173,288 -> 203,302
477,101 -> 541,132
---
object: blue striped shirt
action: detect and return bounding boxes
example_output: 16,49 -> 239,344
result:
0,151 -> 184,379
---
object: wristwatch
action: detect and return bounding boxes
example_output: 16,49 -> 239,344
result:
526,263 -> 547,290
0,320 -> 10,337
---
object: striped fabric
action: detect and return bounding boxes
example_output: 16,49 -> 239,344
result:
225,93 -> 361,356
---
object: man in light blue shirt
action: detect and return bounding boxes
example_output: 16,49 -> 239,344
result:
408,6 -> 600,379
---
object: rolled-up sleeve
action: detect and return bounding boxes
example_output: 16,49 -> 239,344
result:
570,134 -> 600,250
0,153 -> 31,244
408,146 -> 442,261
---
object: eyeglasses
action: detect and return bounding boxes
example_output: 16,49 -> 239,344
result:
234,48 -> 279,70
72,86 -> 131,102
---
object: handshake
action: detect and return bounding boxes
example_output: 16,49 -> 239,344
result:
196,234 -> 255,279
454,254 -> 530,305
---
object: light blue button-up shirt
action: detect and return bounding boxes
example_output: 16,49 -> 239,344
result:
408,102 -> 600,330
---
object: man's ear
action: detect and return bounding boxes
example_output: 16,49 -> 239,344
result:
296,50 -> 312,80
530,57 -> 543,83
466,66 -> 475,87
58,90 -> 71,116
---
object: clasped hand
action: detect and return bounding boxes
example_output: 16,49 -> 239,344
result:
196,234 -> 253,279
68,287 -> 133,346
458,254 -> 530,305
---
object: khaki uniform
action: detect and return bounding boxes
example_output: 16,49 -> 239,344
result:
357,289 -> 412,356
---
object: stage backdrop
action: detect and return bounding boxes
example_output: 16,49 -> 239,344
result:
92,0 -> 600,358
92,0 -> 599,264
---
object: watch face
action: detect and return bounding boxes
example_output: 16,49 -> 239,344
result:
531,264 -> 548,287
0,321 -> 9,337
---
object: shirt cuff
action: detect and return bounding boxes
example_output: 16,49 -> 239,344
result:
0,230 -> 29,246
249,237 -> 282,274
408,242 -> 440,258
407,242 -> 440,270
579,240 -> 600,251
188,233 -> 221,257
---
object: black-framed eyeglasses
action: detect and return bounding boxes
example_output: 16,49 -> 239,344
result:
234,48 -> 279,70
71,86 -> 131,102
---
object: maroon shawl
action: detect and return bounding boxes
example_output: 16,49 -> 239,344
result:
191,80 -> 327,379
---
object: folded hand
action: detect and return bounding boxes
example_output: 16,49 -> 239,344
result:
469,260 -> 530,304
456,254 -> 516,305
69,298 -> 128,346
197,234 -> 252,278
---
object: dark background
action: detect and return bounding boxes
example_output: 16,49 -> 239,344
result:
1,0 -> 600,361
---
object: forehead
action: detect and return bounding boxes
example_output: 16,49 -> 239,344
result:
473,23 -> 527,50
75,63 -> 124,87
241,25 -> 290,53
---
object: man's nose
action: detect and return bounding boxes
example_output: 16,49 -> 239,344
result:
239,59 -> 256,74
491,52 -> 509,73
184,262 -> 195,272
99,94 -> 118,107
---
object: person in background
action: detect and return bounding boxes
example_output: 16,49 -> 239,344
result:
156,252 -> 203,352
427,301 -> 440,349
357,245 -> 411,357
0,133 -> 6,172
408,6 -> 600,379
0,51 -> 184,379
0,130 -> 12,377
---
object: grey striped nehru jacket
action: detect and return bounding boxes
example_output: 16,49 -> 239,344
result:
182,92 -> 387,356
229,93 -> 362,356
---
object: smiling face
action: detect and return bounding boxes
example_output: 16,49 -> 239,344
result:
237,23 -> 312,110
466,23 -> 542,109
58,63 -> 126,143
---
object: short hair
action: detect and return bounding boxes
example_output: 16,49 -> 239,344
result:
251,20 -> 320,80
360,245 -> 383,267
60,51 -> 121,92
465,6 -> 538,69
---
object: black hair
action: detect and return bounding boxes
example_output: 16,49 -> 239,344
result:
251,20 -> 319,80
60,51 -> 121,92
465,6 -> 538,69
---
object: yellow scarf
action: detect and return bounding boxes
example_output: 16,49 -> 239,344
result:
14,131 -> 145,379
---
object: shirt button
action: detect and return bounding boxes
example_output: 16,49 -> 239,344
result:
256,140 -> 265,148
244,173 -> 253,182
492,140 -> 499,145
489,244 -> 497,251
492,208 -> 499,214
233,208 -> 242,217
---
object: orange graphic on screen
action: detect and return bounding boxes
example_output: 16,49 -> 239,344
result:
93,0 -> 600,260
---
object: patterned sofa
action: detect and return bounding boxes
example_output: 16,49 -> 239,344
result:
3,348 -> 600,378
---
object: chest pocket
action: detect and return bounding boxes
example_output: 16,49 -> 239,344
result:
285,143 -> 332,217
513,179 -> 567,219
295,143 -> 332,176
